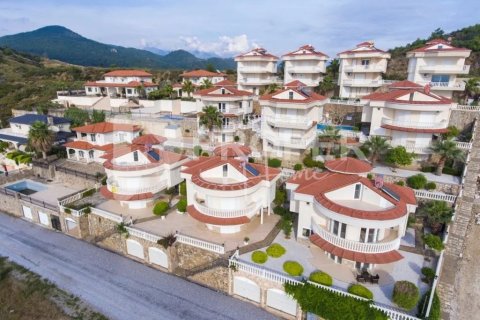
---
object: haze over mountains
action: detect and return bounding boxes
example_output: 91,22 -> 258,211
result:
0,26 -> 236,70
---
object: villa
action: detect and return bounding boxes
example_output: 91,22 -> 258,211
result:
235,48 -> 280,94
64,122 -> 141,163
360,80 -> 453,156
84,70 -> 158,98
180,144 -> 281,234
0,114 -> 72,150
337,41 -> 391,98
260,85 -> 326,159
180,69 -> 227,86
406,38 -> 471,98
282,45 -> 328,88
286,157 -> 417,270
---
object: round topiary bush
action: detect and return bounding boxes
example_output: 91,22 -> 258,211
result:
153,201 -> 170,216
423,234 -> 444,251
348,284 -> 373,299
406,174 -> 427,189
293,163 -> 303,171
425,181 -> 437,191
392,281 -> 420,310
266,243 -> 286,258
251,251 -> 268,264
268,158 -> 282,168
283,261 -> 304,276
177,197 -> 187,213
309,271 -> 333,287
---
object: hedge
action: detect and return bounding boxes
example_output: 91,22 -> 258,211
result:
348,284 -> 373,299
153,201 -> 170,216
268,158 -> 282,168
179,181 -> 187,196
393,281 -> 420,310
406,174 -> 427,189
176,197 -> 187,213
425,181 -> 437,190
266,243 -> 286,258
417,290 -> 441,320
251,251 -> 268,264
421,267 -> 435,284
283,261 -> 304,276
309,271 -> 333,287
285,283 -> 388,320
293,163 -> 303,171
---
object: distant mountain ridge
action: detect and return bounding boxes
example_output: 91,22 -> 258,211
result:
0,26 -> 236,70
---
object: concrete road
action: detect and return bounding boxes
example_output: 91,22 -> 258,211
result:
0,214 -> 278,320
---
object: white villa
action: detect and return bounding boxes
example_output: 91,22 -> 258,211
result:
181,145 -> 281,234
260,86 -> 326,159
282,45 -> 328,88
194,84 -> 253,143
180,69 -> 227,86
287,157 -> 417,270
101,143 -> 187,209
64,122 -> 141,163
84,70 -> 158,98
361,80 -> 453,156
337,41 -> 391,98
235,48 -> 280,94
406,38 -> 471,98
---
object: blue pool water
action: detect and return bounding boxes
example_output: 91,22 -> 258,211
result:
6,180 -> 47,195
317,124 -> 355,131
160,115 -> 184,121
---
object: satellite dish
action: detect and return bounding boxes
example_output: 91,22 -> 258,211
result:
374,175 -> 384,188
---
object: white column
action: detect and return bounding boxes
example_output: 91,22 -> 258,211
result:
260,207 -> 263,225
267,204 -> 271,216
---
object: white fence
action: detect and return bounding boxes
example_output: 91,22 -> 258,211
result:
454,141 -> 473,150
328,98 -> 363,106
452,104 -> 480,112
125,226 -> 163,243
90,207 -> 124,223
414,190 -> 457,203
176,233 -> 225,254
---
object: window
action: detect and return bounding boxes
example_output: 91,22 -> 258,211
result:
368,229 -> 375,243
223,164 -> 228,177
361,59 -> 370,66
431,74 -> 450,83
332,220 -> 339,235
340,223 -> 347,239
302,228 -> 311,237
360,228 -> 367,243
87,87 -> 92,92
288,91 -> 294,100
221,88 -> 225,94
88,150 -> 94,159
354,183 -> 361,199
218,103 -> 226,112
133,151 -> 138,162
239,101 -> 243,109
126,88 -> 132,94
90,134 -> 96,142
79,151 -> 84,158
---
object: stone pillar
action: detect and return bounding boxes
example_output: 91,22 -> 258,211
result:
260,287 -> 267,308
260,207 -> 264,225
227,268 -> 233,295
268,204 -> 271,216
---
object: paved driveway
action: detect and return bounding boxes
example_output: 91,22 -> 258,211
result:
0,214 -> 278,320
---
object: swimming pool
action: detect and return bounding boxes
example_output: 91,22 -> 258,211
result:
317,124 -> 355,131
5,180 -> 47,195
160,115 -> 184,121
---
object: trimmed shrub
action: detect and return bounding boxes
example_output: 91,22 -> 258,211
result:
425,182 -> 437,190
417,290 -> 441,320
395,180 -> 405,186
177,197 -> 187,213
179,181 -> 187,196
421,166 -> 435,173
303,155 -> 324,168
421,267 -> 435,284
293,163 -> 303,171
423,234 -> 444,251
273,206 -> 288,216
281,216 -> 293,238
153,201 -> 169,216
266,243 -> 286,258
274,188 -> 286,207
193,145 -> 203,156
283,261 -> 304,276
268,158 -> 282,168
442,166 -> 461,176
234,135 -> 240,142
201,152 -> 209,157
367,173 -> 373,180
348,284 -> 373,299
406,174 -> 427,189
393,281 -> 420,310
309,271 -> 333,287
248,157 -> 255,163
251,251 -> 268,264
82,188 -> 95,197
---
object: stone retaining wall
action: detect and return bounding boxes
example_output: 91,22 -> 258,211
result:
174,242 -> 219,270
87,214 -> 125,254
190,266 -> 229,293
380,174 -> 460,195
449,110 -> 478,132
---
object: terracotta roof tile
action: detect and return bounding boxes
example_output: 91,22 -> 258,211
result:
408,39 -> 470,53
132,134 -> 167,145
180,69 -> 227,78
84,81 -> 157,88
63,141 -> 95,150
103,70 -> 152,77
194,86 -> 252,97
325,157 -> 372,174
214,79 -> 236,87
284,80 -> 307,88
260,88 -> 326,104
187,205 -> 250,226
235,48 -> 279,59
73,122 -> 141,134
213,144 -> 252,157
283,45 -> 328,58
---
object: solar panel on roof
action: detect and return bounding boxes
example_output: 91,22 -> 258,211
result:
381,186 -> 400,201
147,150 -> 160,161
300,87 -> 311,97
245,163 -> 260,176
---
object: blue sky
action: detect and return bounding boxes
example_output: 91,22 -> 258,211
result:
0,0 -> 479,58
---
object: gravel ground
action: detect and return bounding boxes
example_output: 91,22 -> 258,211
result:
0,213 -> 278,320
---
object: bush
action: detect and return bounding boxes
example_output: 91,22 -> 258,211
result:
177,197 -> 187,213
395,180 -> 405,186
193,145 -> 203,156
273,206 -> 287,216
201,152 -> 209,157
309,271 -> 333,287
421,166 -> 435,173
274,188 -> 286,207
82,188 -> 95,197
423,234 -> 444,251
303,155 -> 324,168
281,216 -> 293,238
251,251 -> 268,264
268,158 -> 282,168
425,181 -> 437,190
417,290 -> 441,320
442,166 -> 461,176
293,163 -> 303,171
283,261 -> 304,276
266,243 -> 286,258
348,284 -> 373,299
421,267 -> 435,284
153,201 -> 169,216
393,281 -> 420,310
406,174 -> 427,189
234,135 -> 240,142
179,181 -> 187,196
248,157 -> 255,163
367,173 -> 373,180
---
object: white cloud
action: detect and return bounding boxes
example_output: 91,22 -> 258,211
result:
179,34 -> 255,57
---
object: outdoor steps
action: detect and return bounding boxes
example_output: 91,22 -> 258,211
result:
134,215 -> 163,224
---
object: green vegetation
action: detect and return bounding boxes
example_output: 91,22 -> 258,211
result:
0,141 -> 9,153
309,271 -> 333,287
177,197 -> 187,213
157,233 -> 177,249
367,173 -> 373,180
318,125 -> 341,155
362,136 -> 390,166
393,281 -> 420,310
406,174 -> 428,189
182,80 -> 195,97
285,282 -> 388,320
193,145 -> 203,156
418,290 -> 441,320
429,139 -> 465,176
280,215 -> 293,239
425,181 -> 437,190
423,234 -> 445,251
179,181 -> 187,196
385,146 -> 415,168
293,163 -> 303,171
420,200 -> 454,234
274,188 -> 286,207
153,201 -> 170,216
303,153 -> 324,168
234,135 -> 240,142
421,267 -> 436,284
91,109 -> 105,123
27,121 -> 55,159
283,261 -> 304,276
251,251 -> 268,264
348,284 -> 373,300
6,150 -> 32,164
64,107 -> 90,127
395,180 -> 405,186
267,158 -> 282,168
266,243 -> 286,258
199,105 -> 223,144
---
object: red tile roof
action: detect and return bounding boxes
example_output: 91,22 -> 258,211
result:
180,70 -> 227,78
260,88 -> 326,104
338,41 -> 387,55
84,81 -> 157,88
408,39 -> 470,53
310,234 -> 403,264
213,144 -> 252,157
214,79 -> 236,87
100,186 -> 153,201
381,124 -> 449,134
325,157 -> 372,174
194,86 -> 252,97
284,80 -> 307,88
388,80 -> 422,89
132,134 -> 167,146
63,141 -> 95,150
73,122 -> 141,134
362,87 -> 451,105
187,205 -> 250,226
283,45 -> 328,58
103,70 -> 153,77
236,48 -> 279,59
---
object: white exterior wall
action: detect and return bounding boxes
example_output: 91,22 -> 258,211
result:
184,76 -> 225,86
75,130 -> 139,145
283,58 -> 327,87
236,60 -> 279,94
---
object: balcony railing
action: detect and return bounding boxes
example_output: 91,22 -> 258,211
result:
262,133 -> 316,148
106,180 -> 167,195
265,116 -> 313,129
193,197 -> 261,218
424,81 -> 465,91
213,124 -> 237,132
419,65 -> 470,74
343,65 -> 386,73
342,79 -> 394,87
381,118 -> 447,130
287,67 -> 323,74
311,223 -> 400,254
238,78 -> 281,85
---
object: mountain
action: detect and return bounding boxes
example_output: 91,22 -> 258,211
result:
0,26 -> 236,70
143,47 -> 170,56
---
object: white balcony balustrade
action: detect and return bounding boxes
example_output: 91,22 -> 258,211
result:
287,66 -> 323,74
107,180 -> 167,195
343,65 -> 386,73
193,197 -> 261,218
342,79 -> 394,87
262,133 -> 316,149
419,65 -> 470,74
265,116 -> 313,129
381,118 -> 447,130
425,80 -> 465,91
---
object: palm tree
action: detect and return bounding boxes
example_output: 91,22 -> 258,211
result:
317,75 -> 335,95
429,139 -> 465,176
318,125 -> 341,155
362,136 -> 390,166
182,80 -> 195,97
262,83 -> 280,95
420,200 -> 453,234
199,78 -> 213,90
28,121 -> 54,160
464,77 -> 480,104
199,106 -> 223,145
326,59 -> 340,80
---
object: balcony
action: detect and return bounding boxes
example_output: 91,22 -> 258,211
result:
238,78 -> 281,85
426,80 -> 465,91
106,179 -> 167,195
381,118 -> 448,130
265,116 -> 314,129
287,67 -> 324,74
419,64 -> 470,74
213,124 -> 237,133
311,223 -> 400,254
343,65 -> 386,73
193,197 -> 261,218
342,79 -> 393,87
262,133 -> 316,149
238,66 -> 276,74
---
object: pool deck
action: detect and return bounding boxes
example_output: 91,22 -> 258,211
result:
3,179 -> 80,205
